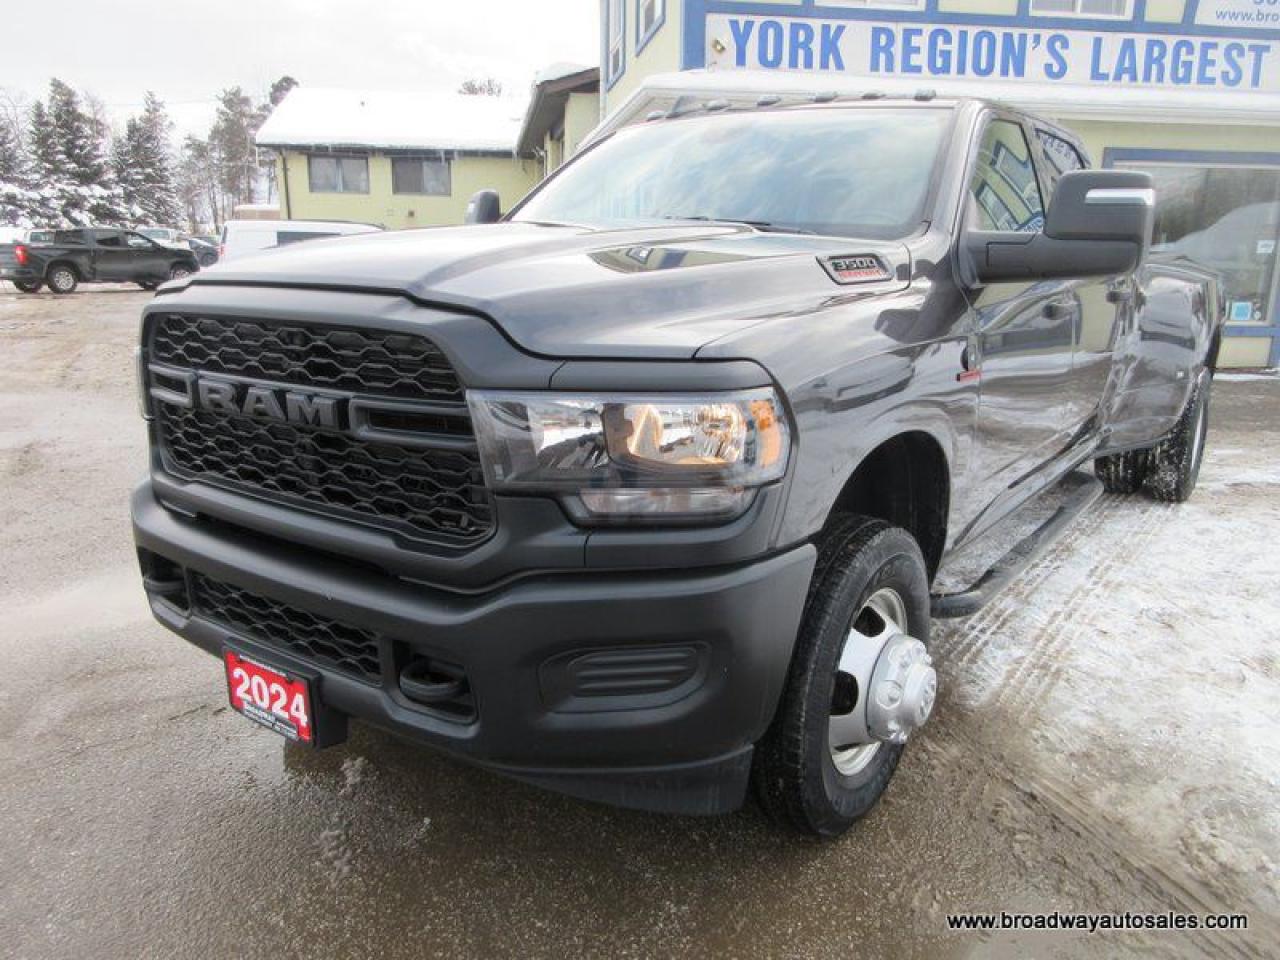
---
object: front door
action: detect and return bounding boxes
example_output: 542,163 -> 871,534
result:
91,229 -> 132,280
124,231 -> 168,281
966,117 -> 1080,524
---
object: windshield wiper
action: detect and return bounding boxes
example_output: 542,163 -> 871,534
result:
661,215 -> 815,235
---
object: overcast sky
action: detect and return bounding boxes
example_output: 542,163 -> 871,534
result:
0,0 -> 599,139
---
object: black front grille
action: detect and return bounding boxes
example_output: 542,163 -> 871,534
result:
157,404 -> 491,543
190,571 -> 382,683
148,314 -> 494,547
152,314 -> 465,403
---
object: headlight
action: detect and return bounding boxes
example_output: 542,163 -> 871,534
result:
467,389 -> 790,522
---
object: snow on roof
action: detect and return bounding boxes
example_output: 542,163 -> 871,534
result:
533,62 -> 595,86
256,87 -> 529,153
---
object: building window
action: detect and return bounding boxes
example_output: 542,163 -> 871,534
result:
1029,0 -> 1131,19
391,157 -> 452,196
1116,160 -> 1280,328
822,0 -> 925,8
308,155 -> 369,193
636,0 -> 664,52
606,0 -> 625,87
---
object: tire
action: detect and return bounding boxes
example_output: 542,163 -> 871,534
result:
198,253 -> 217,268
137,281 -> 158,291
1094,449 -> 1150,494
13,280 -> 42,293
751,514 -> 932,838
1144,375 -> 1210,503
46,264 -> 78,295
169,264 -> 193,281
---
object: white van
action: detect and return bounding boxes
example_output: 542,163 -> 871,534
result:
217,219 -> 382,263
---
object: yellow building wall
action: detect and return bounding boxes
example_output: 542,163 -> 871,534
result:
938,0 -> 1017,13
1143,0 -> 1188,23
278,150 -> 541,229
603,0 -> 685,117
564,91 -> 600,157
1061,120 -> 1280,165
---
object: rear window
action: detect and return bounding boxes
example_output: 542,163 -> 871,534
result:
53,230 -> 88,245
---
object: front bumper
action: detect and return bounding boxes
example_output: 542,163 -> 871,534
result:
132,481 -> 815,815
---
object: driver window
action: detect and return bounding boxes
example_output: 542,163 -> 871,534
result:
95,231 -> 124,248
969,120 -> 1045,234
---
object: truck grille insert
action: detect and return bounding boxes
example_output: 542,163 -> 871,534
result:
148,314 -> 493,548
152,314 -> 465,403
190,571 -> 382,683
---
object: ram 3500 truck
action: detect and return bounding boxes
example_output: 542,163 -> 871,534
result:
131,98 -> 1220,837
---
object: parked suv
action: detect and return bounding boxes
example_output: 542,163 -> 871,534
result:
132,98 -> 1219,836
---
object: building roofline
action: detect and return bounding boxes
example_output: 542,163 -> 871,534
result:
517,66 -> 601,156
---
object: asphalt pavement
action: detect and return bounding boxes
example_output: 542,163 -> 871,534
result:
2,284 -> 1277,959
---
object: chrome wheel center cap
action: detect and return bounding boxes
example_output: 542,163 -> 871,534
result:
867,636 -> 936,744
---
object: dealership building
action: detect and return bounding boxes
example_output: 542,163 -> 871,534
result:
595,0 -> 1280,366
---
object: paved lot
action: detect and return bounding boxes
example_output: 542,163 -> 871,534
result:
2,284 -> 1278,959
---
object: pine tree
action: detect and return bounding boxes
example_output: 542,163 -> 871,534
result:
135,92 -> 182,226
19,100 -> 64,226
48,79 -> 106,187
112,117 -> 146,224
44,78 -> 127,225
0,113 -> 35,226
210,87 -> 260,209
27,101 -> 59,183
0,113 -> 25,184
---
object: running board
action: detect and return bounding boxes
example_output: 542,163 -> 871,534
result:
930,472 -> 1104,619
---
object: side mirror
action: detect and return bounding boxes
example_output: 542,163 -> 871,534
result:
966,170 -> 1154,283
464,189 -> 501,224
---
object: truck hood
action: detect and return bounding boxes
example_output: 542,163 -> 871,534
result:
195,222 -> 911,359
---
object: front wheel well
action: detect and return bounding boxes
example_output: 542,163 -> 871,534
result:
824,432 -> 950,581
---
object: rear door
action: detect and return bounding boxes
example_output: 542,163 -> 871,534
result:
967,114 -> 1079,517
1033,128 -> 1124,443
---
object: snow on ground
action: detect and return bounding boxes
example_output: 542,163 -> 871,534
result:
932,381 -> 1280,938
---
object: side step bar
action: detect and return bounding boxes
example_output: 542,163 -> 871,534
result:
930,472 -> 1104,619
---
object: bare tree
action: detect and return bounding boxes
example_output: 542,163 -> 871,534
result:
458,77 -> 503,96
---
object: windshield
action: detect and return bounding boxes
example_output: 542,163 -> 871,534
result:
513,107 -> 952,240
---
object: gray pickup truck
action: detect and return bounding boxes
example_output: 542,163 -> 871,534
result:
130,97 -> 1220,836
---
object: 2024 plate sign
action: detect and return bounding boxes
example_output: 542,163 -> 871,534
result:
224,649 -> 313,744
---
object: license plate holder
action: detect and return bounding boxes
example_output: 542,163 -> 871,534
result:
223,646 -> 324,745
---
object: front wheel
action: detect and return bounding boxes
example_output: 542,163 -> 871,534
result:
751,515 -> 935,838
46,265 -> 78,294
169,264 -> 193,282
13,280 -> 42,293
